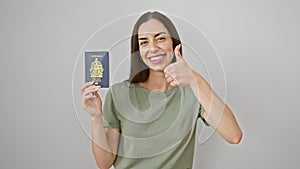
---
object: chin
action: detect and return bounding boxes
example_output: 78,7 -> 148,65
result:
151,62 -> 172,70
149,67 -> 165,72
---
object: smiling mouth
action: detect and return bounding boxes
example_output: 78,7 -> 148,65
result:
148,54 -> 165,64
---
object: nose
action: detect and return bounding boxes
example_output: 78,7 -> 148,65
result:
148,40 -> 159,53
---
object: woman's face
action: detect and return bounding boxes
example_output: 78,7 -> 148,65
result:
138,19 -> 174,71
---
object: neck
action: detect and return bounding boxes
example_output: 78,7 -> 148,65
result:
139,69 -> 172,92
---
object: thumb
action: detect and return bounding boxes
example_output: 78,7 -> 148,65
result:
174,44 -> 183,60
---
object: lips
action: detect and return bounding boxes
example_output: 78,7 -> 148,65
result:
148,54 -> 165,64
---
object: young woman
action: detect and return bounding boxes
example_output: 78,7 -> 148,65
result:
81,11 -> 242,169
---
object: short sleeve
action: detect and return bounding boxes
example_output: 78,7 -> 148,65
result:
102,88 -> 120,128
199,104 -> 209,126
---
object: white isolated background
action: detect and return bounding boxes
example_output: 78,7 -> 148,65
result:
0,0 -> 299,169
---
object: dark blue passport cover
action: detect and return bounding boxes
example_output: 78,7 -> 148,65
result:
85,51 -> 109,88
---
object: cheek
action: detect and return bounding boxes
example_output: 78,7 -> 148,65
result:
139,48 -> 147,58
162,44 -> 174,56
161,41 -> 174,52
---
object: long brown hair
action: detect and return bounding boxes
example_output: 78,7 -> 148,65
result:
129,11 -> 182,83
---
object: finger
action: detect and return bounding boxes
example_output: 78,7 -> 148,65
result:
83,86 -> 98,96
83,94 -> 96,100
170,80 -> 179,87
165,73 -> 169,78
166,76 -> 174,83
80,81 -> 94,92
88,87 -> 99,96
164,72 -> 171,78
80,82 -> 94,92
174,44 -> 183,60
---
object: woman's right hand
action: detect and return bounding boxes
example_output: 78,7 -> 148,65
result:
80,82 -> 102,118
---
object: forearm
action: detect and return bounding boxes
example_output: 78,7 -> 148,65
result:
91,116 -> 117,169
190,70 -> 242,144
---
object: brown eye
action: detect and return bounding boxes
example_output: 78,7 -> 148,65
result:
140,41 -> 148,46
156,37 -> 166,42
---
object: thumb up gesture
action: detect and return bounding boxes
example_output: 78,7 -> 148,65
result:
164,44 -> 196,87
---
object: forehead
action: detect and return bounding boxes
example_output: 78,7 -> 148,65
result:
138,19 -> 169,36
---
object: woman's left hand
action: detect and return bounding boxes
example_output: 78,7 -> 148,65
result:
164,44 -> 196,87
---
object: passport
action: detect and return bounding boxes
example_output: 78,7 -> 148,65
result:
85,51 -> 109,88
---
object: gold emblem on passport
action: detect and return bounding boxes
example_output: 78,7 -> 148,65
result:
89,56 -> 104,85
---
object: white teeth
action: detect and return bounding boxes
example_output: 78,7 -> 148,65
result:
150,56 -> 163,61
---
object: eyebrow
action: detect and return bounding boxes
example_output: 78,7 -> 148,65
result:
138,32 -> 167,40
154,32 -> 167,37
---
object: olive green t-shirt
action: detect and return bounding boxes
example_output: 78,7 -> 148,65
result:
102,80 -> 205,169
